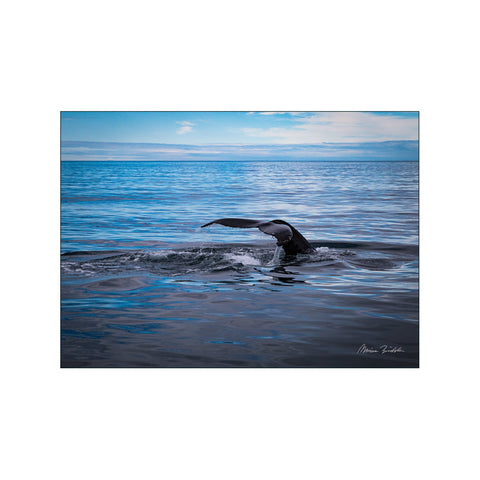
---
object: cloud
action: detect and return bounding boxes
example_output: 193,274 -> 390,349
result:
242,112 -> 418,143
176,121 -> 195,135
249,112 -> 303,116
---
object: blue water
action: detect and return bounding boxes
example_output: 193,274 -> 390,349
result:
61,161 -> 419,367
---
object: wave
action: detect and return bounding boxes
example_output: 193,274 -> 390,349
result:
62,243 -> 355,275
61,240 -> 417,278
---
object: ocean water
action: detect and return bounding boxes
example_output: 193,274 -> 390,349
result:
61,161 -> 419,367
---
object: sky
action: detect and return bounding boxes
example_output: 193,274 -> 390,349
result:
61,111 -> 419,161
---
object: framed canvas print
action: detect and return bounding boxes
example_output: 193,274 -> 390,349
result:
61,111 -> 419,367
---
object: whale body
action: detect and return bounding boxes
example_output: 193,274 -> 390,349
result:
201,218 -> 314,255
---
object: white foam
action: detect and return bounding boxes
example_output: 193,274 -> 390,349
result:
224,252 -> 260,266
145,250 -> 174,258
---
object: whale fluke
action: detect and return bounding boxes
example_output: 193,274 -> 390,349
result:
201,218 -> 314,255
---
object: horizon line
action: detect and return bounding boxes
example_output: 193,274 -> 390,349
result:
61,159 -> 419,162
61,139 -> 418,146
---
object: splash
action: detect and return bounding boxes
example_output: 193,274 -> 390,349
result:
267,245 -> 283,266
224,252 -> 261,266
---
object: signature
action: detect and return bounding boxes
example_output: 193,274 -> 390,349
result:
356,344 -> 405,354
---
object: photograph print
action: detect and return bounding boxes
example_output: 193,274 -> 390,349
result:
61,111 -> 419,368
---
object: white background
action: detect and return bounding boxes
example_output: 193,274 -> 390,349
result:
2,1 -> 479,479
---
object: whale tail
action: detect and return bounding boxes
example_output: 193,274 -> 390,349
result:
271,219 -> 314,255
201,218 -> 314,255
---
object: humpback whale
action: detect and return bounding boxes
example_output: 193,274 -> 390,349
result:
201,218 -> 315,255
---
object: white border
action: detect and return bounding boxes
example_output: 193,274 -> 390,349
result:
4,1 -> 478,479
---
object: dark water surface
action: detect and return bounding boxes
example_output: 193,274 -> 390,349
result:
61,161 -> 419,367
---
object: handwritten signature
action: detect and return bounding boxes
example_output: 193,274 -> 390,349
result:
356,344 -> 405,354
